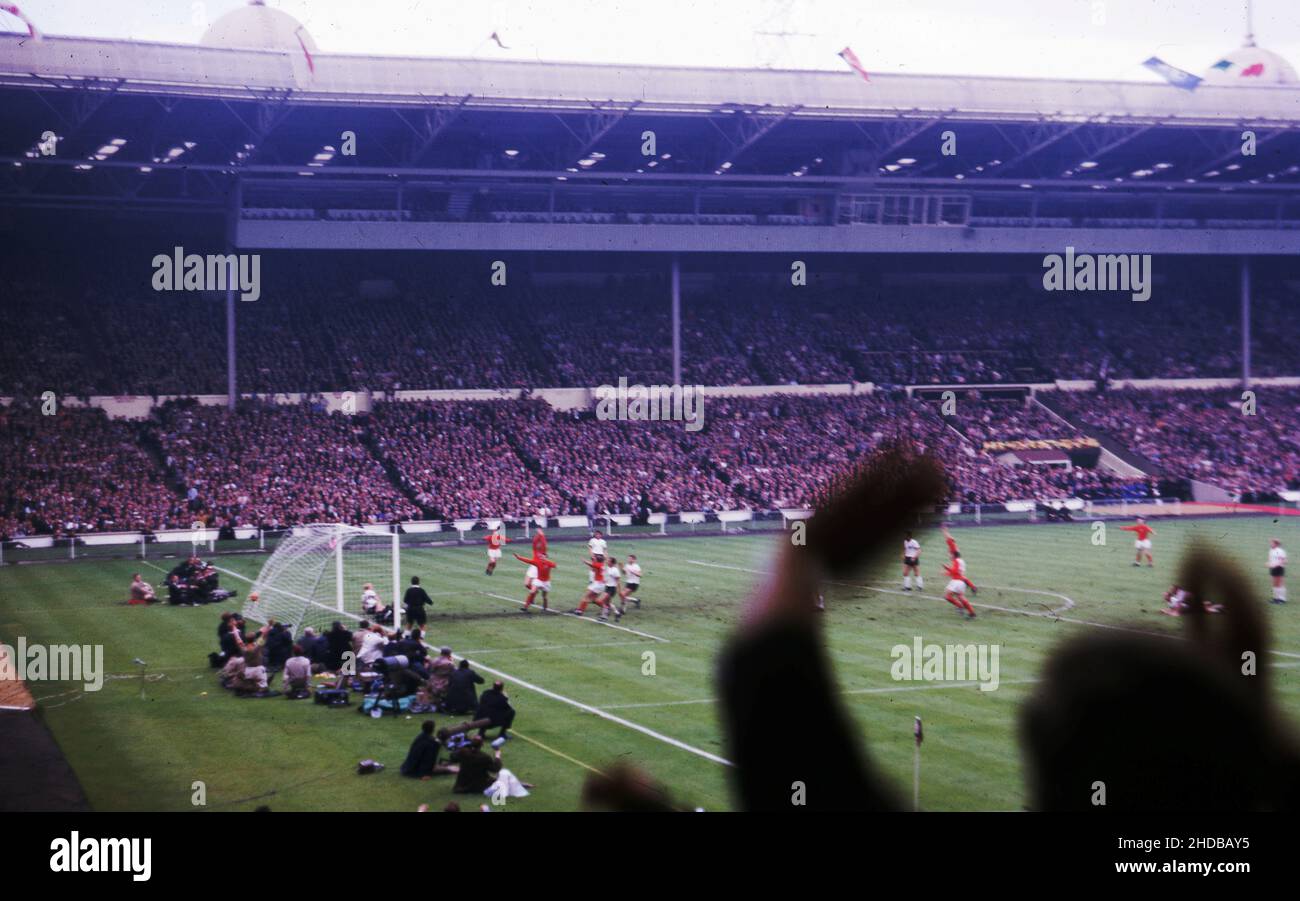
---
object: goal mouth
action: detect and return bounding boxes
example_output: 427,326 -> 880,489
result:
244,524 -> 400,636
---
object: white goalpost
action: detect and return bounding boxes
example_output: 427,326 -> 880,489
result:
242,524 -> 401,636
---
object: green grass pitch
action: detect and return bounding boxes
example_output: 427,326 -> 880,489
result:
2,516 -> 1297,812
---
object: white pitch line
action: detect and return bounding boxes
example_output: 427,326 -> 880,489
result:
457,652 -> 732,767
600,677 -> 1046,712
461,639 -> 655,655
482,592 -> 669,643
687,559 -> 1300,660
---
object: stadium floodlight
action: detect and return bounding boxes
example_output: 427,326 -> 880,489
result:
244,524 -> 400,637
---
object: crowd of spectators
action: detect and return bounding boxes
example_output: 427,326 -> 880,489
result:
149,400 -> 422,529
1056,388 -> 1300,498
4,264 -> 1298,396
0,405 -> 181,538
367,400 -> 567,521
3,390 -> 1294,539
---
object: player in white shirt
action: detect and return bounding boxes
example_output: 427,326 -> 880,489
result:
1160,584 -> 1222,617
620,554 -> 643,608
360,583 -> 391,624
1269,539 -> 1288,605
603,557 -> 623,621
588,531 -> 607,562
902,532 -> 923,591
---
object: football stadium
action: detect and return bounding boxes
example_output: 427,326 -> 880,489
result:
2,0 -> 1300,850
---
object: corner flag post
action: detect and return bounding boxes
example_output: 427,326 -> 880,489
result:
913,716 -> 923,811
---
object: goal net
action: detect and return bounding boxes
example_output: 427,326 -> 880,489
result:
242,524 -> 400,636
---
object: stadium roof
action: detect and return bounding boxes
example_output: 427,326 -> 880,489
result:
3,34 -> 1300,125
3,32 -> 1300,227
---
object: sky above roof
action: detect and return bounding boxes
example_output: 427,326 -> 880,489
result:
5,0 -> 1299,83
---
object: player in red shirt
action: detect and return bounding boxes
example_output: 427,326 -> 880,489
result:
573,556 -> 611,618
1120,517 -> 1155,567
513,551 -> 556,612
484,526 -> 509,576
941,524 -> 960,558
532,527 -> 547,559
943,550 -> 978,618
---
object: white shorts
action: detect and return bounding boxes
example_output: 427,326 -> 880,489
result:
488,548 -> 502,560
533,580 -> 551,593
946,579 -> 966,595
588,581 -> 604,593
1135,539 -> 1152,551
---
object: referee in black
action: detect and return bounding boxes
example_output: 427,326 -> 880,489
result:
403,576 -> 433,630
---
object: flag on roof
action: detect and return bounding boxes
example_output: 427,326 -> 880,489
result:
295,26 -> 315,74
838,46 -> 870,83
1142,56 -> 1202,90
0,3 -> 41,40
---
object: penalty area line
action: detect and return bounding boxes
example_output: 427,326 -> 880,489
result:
600,677 -> 1046,712
452,651 -> 733,768
687,559 -> 1300,661
461,639 -> 655,655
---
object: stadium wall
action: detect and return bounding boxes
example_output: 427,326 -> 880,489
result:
237,221 -> 1300,255
6,377 -> 1300,419
1,383 -> 876,419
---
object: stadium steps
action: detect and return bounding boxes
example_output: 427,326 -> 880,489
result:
356,422 -> 438,519
446,192 -> 473,221
133,421 -> 192,505
1034,392 -> 1161,476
